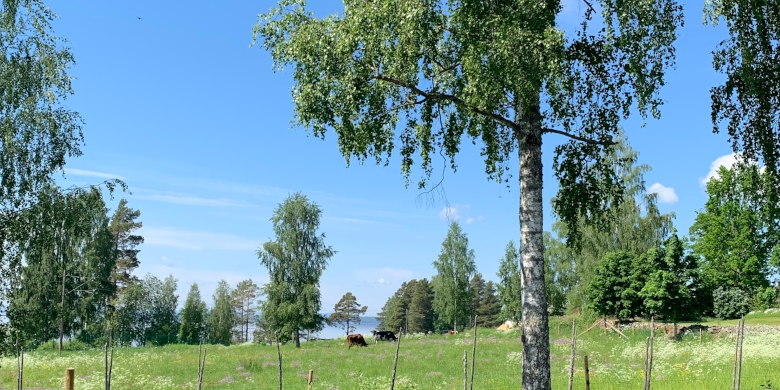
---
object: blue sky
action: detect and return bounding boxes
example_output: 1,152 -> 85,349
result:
49,0 -> 737,315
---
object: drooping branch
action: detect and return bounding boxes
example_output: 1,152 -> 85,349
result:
371,74 -> 518,131
542,128 -> 616,146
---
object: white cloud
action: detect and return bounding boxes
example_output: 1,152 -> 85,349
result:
647,183 -> 679,204
466,217 -> 474,224
376,278 -> 391,285
439,204 -> 484,225
700,153 -> 738,186
139,226 -> 259,251
64,168 -> 125,180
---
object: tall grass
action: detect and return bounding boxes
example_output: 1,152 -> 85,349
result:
1,323 -> 778,389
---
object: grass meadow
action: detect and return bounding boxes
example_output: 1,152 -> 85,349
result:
1,316 -> 779,390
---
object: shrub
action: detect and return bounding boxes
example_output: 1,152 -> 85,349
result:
754,286 -> 778,311
713,287 -> 750,319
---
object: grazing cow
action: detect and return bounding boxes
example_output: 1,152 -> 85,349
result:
370,330 -> 398,343
347,334 -> 368,348
446,330 -> 459,336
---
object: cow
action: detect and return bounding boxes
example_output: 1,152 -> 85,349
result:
347,334 -> 368,348
370,330 -> 398,343
446,330 -> 459,336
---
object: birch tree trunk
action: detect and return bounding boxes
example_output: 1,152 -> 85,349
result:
518,109 -> 551,390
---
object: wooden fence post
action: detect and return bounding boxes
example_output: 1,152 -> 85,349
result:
390,327 -> 402,390
65,368 -> 75,390
463,350 -> 468,390
275,333 -> 282,390
699,328 -> 702,343
736,315 -> 745,390
583,355 -> 590,390
568,319 -> 576,390
307,370 -> 314,390
470,315 -> 477,390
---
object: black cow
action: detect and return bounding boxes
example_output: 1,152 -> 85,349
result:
370,330 -> 398,343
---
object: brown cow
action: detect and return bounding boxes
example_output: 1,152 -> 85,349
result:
446,330 -> 459,336
347,334 -> 368,348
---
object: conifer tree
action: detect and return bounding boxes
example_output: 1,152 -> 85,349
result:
327,292 -> 367,336
179,283 -> 207,345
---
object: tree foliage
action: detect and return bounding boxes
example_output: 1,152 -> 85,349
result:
587,251 -> 650,321
705,0 -> 780,182
690,164 -> 779,297
639,233 -> 705,323
328,292 -> 367,336
496,241 -> 522,324
178,283 -> 207,345
108,199 -> 144,297
432,221 -> 476,331
553,133 -> 675,312
543,233 -> 576,316
257,192 -> 334,347
408,279 -> 435,333
207,280 -> 235,346
233,279 -> 260,343
7,185 -> 115,349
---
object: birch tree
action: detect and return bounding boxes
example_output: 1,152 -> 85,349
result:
257,192 -> 335,348
433,221 -> 476,331
252,1 -> 683,387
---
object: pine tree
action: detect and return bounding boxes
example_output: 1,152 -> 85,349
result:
179,283 -> 207,345
232,279 -> 260,342
327,292 -> 368,336
208,280 -> 235,346
108,199 -> 144,299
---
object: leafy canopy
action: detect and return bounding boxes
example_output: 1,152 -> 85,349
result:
432,221 -> 476,330
258,192 -> 335,346
253,0 -> 683,246
690,163 -> 780,294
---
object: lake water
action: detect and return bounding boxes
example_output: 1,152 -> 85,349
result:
313,315 -> 382,340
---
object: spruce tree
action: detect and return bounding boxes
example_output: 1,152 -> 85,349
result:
407,279 -> 434,333
469,273 -> 486,324
179,283 -> 207,345
477,282 -> 502,328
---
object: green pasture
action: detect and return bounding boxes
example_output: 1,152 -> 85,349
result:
2,315 -> 779,390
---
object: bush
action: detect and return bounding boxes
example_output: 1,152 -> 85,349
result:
754,286 -> 778,310
713,287 -> 750,320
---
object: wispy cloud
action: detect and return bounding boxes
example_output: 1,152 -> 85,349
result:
131,188 -> 258,208
139,226 -> 259,251
647,183 -> 679,204
325,216 -> 403,227
64,168 -> 125,180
